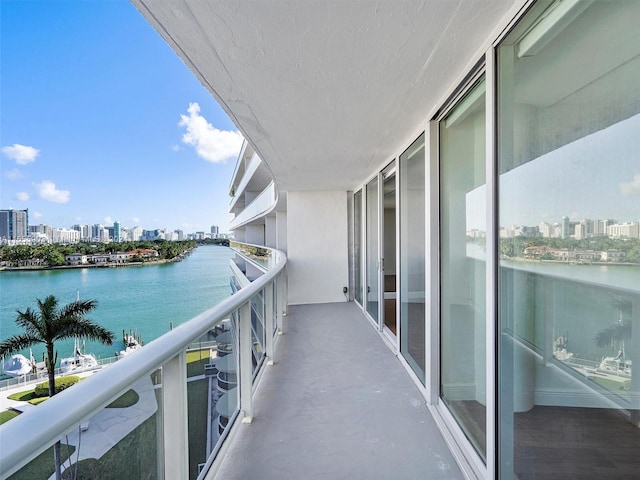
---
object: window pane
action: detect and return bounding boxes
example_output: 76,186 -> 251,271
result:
497,2 -> 640,478
440,78 -> 487,459
366,177 -> 379,321
400,133 -> 426,382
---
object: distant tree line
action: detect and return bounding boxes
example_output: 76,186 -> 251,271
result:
197,238 -> 230,247
499,236 -> 640,263
0,240 -> 197,268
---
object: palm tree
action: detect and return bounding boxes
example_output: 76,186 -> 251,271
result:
595,297 -> 632,358
0,295 -> 115,480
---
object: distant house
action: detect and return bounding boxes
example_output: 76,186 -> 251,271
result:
601,249 -> 625,262
109,252 -> 131,263
127,248 -> 159,259
88,254 -> 110,264
65,254 -> 87,266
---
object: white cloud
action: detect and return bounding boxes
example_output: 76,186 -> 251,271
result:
131,217 -> 140,224
33,211 -> 43,219
1,144 -> 40,165
104,216 -> 114,225
171,144 -> 180,152
178,103 -> 243,163
16,192 -> 29,201
5,168 -> 24,180
619,173 -> 640,196
33,180 -> 70,203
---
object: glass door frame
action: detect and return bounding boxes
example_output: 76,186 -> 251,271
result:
425,60 -> 495,480
364,171 -> 383,330
381,161 -> 399,343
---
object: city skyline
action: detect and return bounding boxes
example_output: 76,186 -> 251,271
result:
1,2 -> 240,233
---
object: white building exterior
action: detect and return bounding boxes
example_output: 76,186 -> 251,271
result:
4,3 -> 637,480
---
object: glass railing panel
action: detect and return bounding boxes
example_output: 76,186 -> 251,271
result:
251,292 -> 266,378
194,316 -> 239,479
7,368 -> 163,480
230,241 -> 273,271
187,333 -> 217,480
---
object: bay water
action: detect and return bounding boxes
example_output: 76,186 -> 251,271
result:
0,245 -> 234,364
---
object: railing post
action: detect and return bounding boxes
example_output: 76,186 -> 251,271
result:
265,283 -> 276,365
239,301 -> 253,422
162,352 -> 189,479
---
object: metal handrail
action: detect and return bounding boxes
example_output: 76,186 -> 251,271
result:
0,247 -> 286,478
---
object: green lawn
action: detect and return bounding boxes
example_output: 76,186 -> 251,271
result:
7,389 -> 38,402
6,386 -> 139,414
106,389 -> 139,408
0,409 -> 20,425
187,379 -> 209,480
63,407 -> 159,479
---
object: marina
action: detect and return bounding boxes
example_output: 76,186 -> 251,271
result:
0,245 -> 234,376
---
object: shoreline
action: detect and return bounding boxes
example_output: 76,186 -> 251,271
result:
0,247 -> 196,272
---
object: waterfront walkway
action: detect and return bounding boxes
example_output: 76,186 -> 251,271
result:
215,303 -> 462,480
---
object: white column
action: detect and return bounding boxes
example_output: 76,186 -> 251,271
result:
162,352 -> 189,479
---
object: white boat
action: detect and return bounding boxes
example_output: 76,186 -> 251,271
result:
3,354 -> 34,377
60,339 -> 99,374
116,334 -> 142,358
597,351 -> 632,379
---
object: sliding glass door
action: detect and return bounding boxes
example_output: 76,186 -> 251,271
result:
399,134 -> 426,382
439,78 -> 487,460
366,176 -> 380,323
497,2 -> 640,478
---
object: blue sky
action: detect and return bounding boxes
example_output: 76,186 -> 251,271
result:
1,1 -> 242,234
466,113 -> 640,231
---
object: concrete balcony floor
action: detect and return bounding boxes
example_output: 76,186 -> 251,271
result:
215,302 -> 463,479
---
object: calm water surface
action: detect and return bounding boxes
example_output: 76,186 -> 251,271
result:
0,245 -> 233,362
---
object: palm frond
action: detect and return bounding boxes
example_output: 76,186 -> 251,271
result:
55,318 -> 115,345
15,307 -> 44,337
0,334 -> 43,358
59,299 -> 98,319
594,321 -> 632,348
37,295 -> 58,325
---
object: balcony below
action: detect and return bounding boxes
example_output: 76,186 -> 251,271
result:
215,302 -> 462,479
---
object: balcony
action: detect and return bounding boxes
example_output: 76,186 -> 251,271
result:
215,302 -> 462,479
0,242 -> 463,479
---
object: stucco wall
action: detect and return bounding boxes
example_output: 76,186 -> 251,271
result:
287,191 -> 349,305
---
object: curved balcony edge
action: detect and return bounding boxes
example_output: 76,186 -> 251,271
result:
0,247 -> 287,478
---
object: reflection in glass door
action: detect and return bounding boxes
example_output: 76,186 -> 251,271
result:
497,2 -> 640,478
440,78 -> 487,460
399,134 -> 426,382
366,176 -> 380,323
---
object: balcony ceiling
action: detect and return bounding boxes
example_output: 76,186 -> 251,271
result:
134,0 -> 517,191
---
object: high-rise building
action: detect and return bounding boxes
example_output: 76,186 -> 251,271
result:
113,221 -> 121,242
211,225 -> 219,237
561,216 -> 571,239
0,209 -> 28,240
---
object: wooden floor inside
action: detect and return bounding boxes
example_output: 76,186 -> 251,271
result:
450,400 -> 640,479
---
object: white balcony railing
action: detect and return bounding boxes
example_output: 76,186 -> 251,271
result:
229,182 -> 276,230
0,247 -> 287,480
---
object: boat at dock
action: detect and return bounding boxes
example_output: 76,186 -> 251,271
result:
2,354 -> 34,377
116,331 -> 143,358
60,339 -> 99,374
